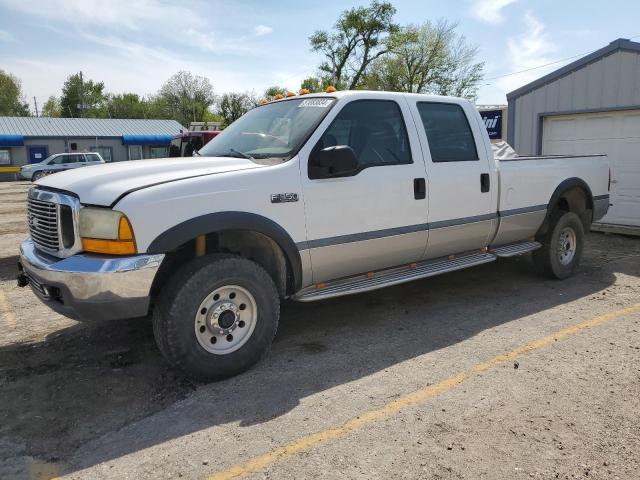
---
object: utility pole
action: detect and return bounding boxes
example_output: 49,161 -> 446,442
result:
79,70 -> 84,118
33,96 -> 39,117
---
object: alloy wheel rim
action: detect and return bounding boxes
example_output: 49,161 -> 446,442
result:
194,285 -> 257,355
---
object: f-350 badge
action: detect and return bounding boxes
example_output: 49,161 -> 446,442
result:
270,193 -> 299,203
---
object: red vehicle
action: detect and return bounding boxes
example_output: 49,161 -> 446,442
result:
169,130 -> 221,157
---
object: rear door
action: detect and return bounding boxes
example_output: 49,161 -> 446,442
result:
409,100 -> 497,259
300,96 -> 429,283
62,155 -> 83,170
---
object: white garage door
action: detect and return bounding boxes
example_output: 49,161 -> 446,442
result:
542,110 -> 640,227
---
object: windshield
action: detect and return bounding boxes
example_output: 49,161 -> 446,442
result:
198,97 -> 336,163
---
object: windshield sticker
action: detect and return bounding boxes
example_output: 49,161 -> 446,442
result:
298,99 -> 333,108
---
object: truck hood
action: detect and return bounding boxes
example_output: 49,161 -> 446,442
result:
36,157 -> 263,206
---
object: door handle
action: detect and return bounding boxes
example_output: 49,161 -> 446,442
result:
414,178 -> 426,200
480,173 -> 490,193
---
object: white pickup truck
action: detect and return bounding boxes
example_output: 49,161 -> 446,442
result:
18,91 -> 610,380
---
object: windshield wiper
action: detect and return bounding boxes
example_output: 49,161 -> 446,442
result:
228,148 -> 254,160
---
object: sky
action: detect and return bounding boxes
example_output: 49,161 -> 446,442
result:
1,0 -> 639,111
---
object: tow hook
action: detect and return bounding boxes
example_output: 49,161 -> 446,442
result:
17,273 -> 28,288
17,262 -> 28,287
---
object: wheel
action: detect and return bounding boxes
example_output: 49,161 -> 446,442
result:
32,171 -> 44,181
532,211 -> 584,279
152,254 -> 279,381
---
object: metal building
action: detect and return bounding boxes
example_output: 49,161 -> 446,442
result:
507,38 -> 640,232
0,117 -> 183,180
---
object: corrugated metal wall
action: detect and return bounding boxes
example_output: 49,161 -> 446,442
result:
509,50 -> 640,155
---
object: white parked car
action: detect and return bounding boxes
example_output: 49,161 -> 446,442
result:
19,152 -> 105,181
18,91 -> 610,381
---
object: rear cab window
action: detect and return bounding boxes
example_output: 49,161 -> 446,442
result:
416,102 -> 478,162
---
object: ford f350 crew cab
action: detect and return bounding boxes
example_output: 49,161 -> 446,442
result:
17,91 -> 610,381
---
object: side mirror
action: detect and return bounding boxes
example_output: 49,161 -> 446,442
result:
309,145 -> 359,179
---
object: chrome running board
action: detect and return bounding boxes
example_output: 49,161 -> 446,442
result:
293,252 -> 496,302
490,241 -> 541,258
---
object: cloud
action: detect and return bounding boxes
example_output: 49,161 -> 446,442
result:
253,25 -> 273,36
468,0 -> 518,24
495,11 -> 556,94
0,0 -> 204,30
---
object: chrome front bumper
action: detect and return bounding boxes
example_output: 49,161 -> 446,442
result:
18,238 -> 164,322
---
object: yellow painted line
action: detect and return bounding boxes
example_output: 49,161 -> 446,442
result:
209,303 -> 640,480
0,289 -> 16,328
0,166 -> 20,173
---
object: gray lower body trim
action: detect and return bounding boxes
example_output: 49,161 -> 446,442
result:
593,195 -> 610,222
299,223 -> 429,250
299,207 -> 547,252
492,209 -> 547,246
499,204 -> 547,216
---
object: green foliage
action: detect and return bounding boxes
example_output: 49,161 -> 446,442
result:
264,86 -> 287,99
202,110 -> 224,124
362,21 -> 484,99
0,70 -> 30,116
158,71 -> 216,127
41,96 -> 62,117
60,73 -> 107,118
300,77 -> 326,93
216,92 -> 258,127
105,93 -> 148,119
309,1 -> 399,89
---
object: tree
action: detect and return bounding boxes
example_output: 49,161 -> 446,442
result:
41,96 -> 62,117
143,95 -> 173,120
0,70 -> 30,116
362,21 -> 484,99
158,71 -> 215,127
300,77 -> 325,93
216,92 -> 258,127
309,1 -> 399,89
105,93 -> 148,119
264,86 -> 287,99
60,73 -> 107,118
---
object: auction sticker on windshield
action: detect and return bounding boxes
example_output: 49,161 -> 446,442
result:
298,99 -> 333,108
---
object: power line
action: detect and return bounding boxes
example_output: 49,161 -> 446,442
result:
484,34 -> 640,82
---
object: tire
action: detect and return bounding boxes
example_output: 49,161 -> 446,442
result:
32,171 -> 44,181
152,254 -> 280,381
532,211 -> 584,279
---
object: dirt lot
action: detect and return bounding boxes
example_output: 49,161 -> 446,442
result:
1,181 -> 639,480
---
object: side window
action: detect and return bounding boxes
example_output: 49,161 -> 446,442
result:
314,100 -> 412,171
417,103 -> 478,162
91,147 -> 112,162
50,155 -> 67,165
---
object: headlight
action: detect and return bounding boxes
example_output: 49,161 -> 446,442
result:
79,207 -> 137,255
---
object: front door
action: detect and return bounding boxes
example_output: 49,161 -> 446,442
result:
28,146 -> 48,164
300,97 -> 429,283
409,101 -> 497,259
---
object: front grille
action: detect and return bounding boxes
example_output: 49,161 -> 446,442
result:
27,197 -> 60,252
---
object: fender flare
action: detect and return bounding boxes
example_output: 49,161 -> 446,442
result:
147,211 -> 302,292
540,177 -> 594,233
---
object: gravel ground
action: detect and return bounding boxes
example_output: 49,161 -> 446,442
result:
0,181 -> 638,480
